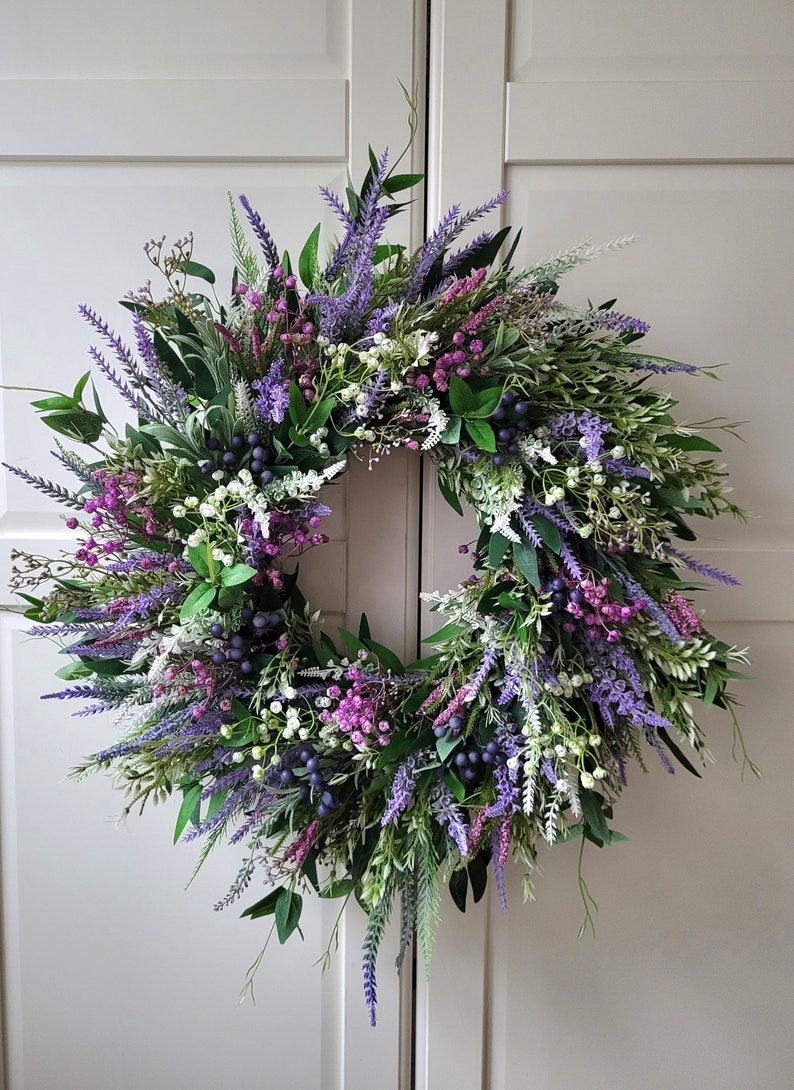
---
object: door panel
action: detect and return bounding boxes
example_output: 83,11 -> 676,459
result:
420,3 -> 794,1088
0,3 -> 424,1087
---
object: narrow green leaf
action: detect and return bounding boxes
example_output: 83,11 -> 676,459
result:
205,788 -> 229,822
443,771 -> 466,804
298,222 -> 322,289
449,869 -> 468,913
657,727 -> 703,777
185,260 -> 216,285
173,784 -> 202,843
467,855 -> 488,901
422,621 -> 464,644
382,172 -> 424,194
362,638 -> 405,675
663,433 -> 722,453
438,473 -> 464,516
513,540 -> 540,589
319,879 -> 355,899
32,395 -> 75,411
580,789 -> 610,844
529,513 -> 561,554
358,613 -> 372,640
220,563 -> 256,587
241,887 -> 283,919
179,581 -> 216,621
275,889 -> 303,944
288,382 -> 308,427
703,672 -> 719,708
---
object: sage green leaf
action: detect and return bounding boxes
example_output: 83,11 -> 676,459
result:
581,789 -> 610,844
448,375 -> 477,417
443,771 -> 466,803
187,544 -> 211,579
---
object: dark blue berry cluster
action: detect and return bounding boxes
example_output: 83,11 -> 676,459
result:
276,743 -> 339,817
490,390 -> 530,466
545,575 -> 584,624
201,431 -> 274,486
433,715 -> 509,784
208,606 -> 284,675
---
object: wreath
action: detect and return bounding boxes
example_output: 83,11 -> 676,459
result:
3,146 -> 753,1024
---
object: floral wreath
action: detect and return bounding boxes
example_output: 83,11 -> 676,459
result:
3,145 -> 753,1024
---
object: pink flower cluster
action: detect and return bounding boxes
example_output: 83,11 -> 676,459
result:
662,589 -> 703,640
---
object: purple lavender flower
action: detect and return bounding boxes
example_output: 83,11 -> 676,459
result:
597,310 -> 650,336
252,358 -> 289,424
238,194 -> 280,269
381,750 -> 429,825
667,547 -> 740,586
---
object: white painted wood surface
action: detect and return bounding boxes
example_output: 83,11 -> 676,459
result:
419,2 -> 794,1088
0,2 -> 424,1087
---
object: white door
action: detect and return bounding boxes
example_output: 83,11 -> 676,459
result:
418,3 -> 794,1088
0,3 -> 424,1088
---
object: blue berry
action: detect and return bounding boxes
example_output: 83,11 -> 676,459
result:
206,437 -> 220,451
230,435 -> 244,450
247,432 -> 261,448
210,622 -> 224,638
306,757 -> 320,772
240,660 -> 254,675
448,715 -> 464,730
260,470 -> 274,485
279,769 -> 295,784
250,459 -> 263,474
211,650 -> 226,667
493,453 -> 506,466
222,451 -> 237,467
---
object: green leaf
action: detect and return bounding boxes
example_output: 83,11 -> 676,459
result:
422,621 -> 464,644
205,788 -> 229,822
465,418 -> 496,453
382,172 -> 423,195
288,383 -> 308,427
657,727 -> 702,778
663,433 -> 722,453
362,638 -> 405,675
468,855 -> 488,902
529,513 -> 561,554
436,733 -> 460,761
703,672 -> 720,708
274,889 -> 303,944
512,540 -> 540,589
54,660 -> 91,681
220,563 -> 256,587
184,260 -> 216,285
358,613 -> 372,640
556,821 -> 584,843
187,544 -> 211,579
319,878 -> 355,899
443,771 -> 466,803
173,784 -> 202,843
40,409 -> 104,443
580,789 -> 610,844
488,531 -> 509,570
241,887 -> 284,920
466,385 -> 503,419
609,829 -> 629,843
448,375 -> 477,416
32,395 -> 76,411
179,581 -> 216,620
298,222 -> 322,289
372,243 -> 405,264
449,868 -> 468,913
437,473 -> 464,516
439,415 -> 462,446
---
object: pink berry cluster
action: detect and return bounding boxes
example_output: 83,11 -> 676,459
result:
405,330 -> 485,393
321,668 -> 393,748
236,268 -> 319,399
564,575 -> 645,642
65,469 -> 163,565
